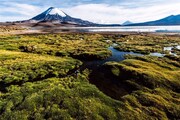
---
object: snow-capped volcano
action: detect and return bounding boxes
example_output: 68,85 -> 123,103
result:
31,7 -> 67,22
47,7 -> 66,17
30,7 -> 95,26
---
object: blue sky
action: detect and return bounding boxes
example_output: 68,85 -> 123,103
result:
1,0 -> 180,23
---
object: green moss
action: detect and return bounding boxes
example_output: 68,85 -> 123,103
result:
114,35 -> 180,55
0,33 -> 179,119
0,34 -> 111,60
0,50 -> 82,84
0,75 -> 121,119
102,55 -> 180,119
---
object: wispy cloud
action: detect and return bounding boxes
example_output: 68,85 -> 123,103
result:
0,0 -> 180,23
62,2 -> 180,24
0,2 -> 45,21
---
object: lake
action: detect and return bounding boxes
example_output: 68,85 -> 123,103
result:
57,26 -> 180,33
87,26 -> 180,32
31,25 -> 180,33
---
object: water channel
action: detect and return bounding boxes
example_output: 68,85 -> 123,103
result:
77,44 -> 179,99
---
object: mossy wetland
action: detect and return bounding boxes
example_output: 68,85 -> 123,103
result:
0,33 -> 179,120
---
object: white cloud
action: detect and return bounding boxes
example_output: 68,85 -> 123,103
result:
0,2 -> 45,21
1,1 -> 180,24
0,15 -> 29,22
62,2 -> 180,24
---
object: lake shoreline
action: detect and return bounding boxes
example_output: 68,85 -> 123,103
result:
1,29 -> 180,36
1,24 -> 180,35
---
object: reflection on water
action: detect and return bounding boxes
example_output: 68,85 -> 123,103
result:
164,47 -> 173,51
81,45 -> 179,71
147,45 -> 180,57
81,46 -> 143,70
150,53 -> 165,57
164,45 -> 180,51
177,45 -> 180,49
163,45 -> 180,56
107,46 -> 142,61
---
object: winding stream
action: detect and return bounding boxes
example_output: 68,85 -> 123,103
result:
150,45 -> 180,57
79,45 -> 180,72
79,46 -> 143,71
76,46 -> 144,99
76,45 -> 179,100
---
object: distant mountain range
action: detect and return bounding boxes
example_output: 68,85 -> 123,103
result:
28,7 -> 180,26
126,15 -> 180,26
122,21 -> 133,25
